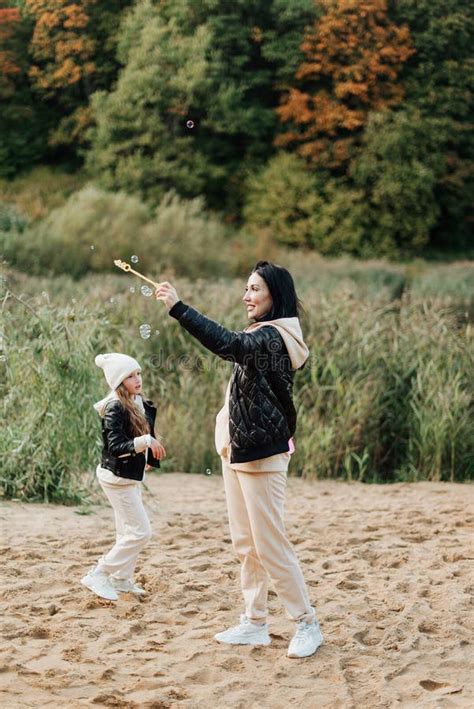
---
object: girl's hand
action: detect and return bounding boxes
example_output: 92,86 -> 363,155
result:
155,281 -> 179,311
150,437 -> 166,460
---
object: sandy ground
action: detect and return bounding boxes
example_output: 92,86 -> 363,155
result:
0,473 -> 472,708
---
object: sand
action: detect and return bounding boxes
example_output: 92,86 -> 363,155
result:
0,473 -> 472,708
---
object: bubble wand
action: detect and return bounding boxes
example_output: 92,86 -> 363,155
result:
114,259 -> 160,290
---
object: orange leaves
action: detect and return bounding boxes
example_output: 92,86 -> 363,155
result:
250,26 -> 263,43
0,5 -> 22,96
25,0 -> 96,93
277,0 -> 415,169
62,4 -> 90,30
0,6 -> 20,28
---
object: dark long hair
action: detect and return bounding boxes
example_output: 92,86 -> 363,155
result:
252,261 -> 304,321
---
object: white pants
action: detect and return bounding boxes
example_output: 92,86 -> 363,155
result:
96,481 -> 152,580
222,461 -> 315,624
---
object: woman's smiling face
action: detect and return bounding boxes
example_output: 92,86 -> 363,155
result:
243,272 -> 273,320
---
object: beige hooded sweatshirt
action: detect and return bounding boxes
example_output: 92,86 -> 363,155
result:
215,317 -> 309,473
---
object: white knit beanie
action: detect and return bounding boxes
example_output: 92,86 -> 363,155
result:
95,352 -> 141,391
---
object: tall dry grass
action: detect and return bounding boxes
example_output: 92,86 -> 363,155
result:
1,262 -> 472,502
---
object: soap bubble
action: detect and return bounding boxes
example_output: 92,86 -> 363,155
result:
129,286 -> 136,294
131,255 -> 139,263
186,120 -> 194,129
139,324 -> 151,339
205,468 -> 212,476
141,285 -> 153,297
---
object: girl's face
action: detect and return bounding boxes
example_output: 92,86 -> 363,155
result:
122,369 -> 142,395
243,272 -> 273,320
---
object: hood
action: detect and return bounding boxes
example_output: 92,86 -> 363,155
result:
246,316 -> 309,370
93,390 -> 119,417
93,391 -> 145,417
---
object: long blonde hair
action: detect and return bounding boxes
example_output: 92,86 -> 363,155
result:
115,383 -> 150,437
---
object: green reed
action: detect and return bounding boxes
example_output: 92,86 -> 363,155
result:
1,262 -> 472,502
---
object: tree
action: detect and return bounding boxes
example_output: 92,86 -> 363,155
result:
87,3 -> 213,203
243,152 -> 324,247
197,0 -> 317,211
26,0 -> 96,98
88,0 -> 317,211
0,1 -> 51,176
24,0 -> 133,151
350,109 -> 451,255
391,0 -> 474,251
0,3 -> 21,96
276,0 -> 414,170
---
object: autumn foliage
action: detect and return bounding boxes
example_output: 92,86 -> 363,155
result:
276,0 -> 415,168
0,4 -> 22,96
25,0 -> 95,96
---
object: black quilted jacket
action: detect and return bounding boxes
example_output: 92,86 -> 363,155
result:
169,301 -> 298,463
100,399 -> 160,481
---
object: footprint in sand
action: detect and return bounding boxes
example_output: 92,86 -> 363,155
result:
184,667 -> 216,685
218,657 -> 246,672
419,679 -> 463,695
62,646 -> 83,662
27,625 -> 50,639
92,692 -> 129,707
189,562 -> 212,572
354,628 -> 384,647
418,620 -> 440,635
180,606 -> 200,617
337,579 -> 362,591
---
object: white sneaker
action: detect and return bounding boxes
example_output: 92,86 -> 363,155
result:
287,619 -> 324,658
214,614 -> 271,646
81,569 -> 118,601
111,578 -> 146,596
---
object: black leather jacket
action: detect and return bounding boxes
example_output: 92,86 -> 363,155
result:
100,399 -> 160,481
169,301 -> 298,464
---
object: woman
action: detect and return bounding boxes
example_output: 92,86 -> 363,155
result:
155,261 -> 323,658
81,352 -> 166,601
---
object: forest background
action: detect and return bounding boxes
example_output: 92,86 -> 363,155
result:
0,0 -> 472,502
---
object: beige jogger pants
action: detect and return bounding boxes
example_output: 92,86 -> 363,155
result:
222,461 -> 314,624
96,480 -> 152,580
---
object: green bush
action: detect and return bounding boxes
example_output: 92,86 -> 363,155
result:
243,153 -> 323,248
0,186 -> 232,280
23,185 -> 152,278
0,202 -> 28,233
350,110 -> 450,256
0,285 -> 110,502
0,167 -> 86,222
144,191 -> 232,279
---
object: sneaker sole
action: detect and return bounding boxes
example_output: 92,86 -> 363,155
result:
115,590 -> 147,596
80,577 -> 118,601
214,635 -> 271,646
287,636 -> 324,659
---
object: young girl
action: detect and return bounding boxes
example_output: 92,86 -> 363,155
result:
81,352 -> 166,601
155,261 -> 323,659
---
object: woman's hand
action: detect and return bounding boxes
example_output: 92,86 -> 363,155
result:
150,437 -> 166,460
155,281 -> 179,311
